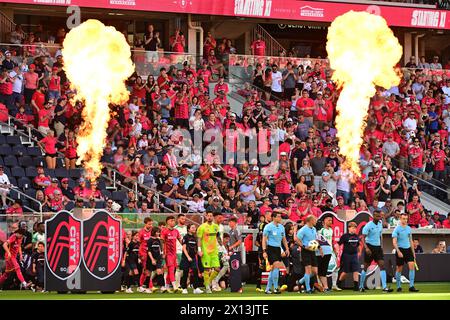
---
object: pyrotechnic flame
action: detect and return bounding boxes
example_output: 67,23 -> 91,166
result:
62,19 -> 134,181
326,11 -> 402,175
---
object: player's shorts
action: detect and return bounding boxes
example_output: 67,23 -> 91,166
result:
5,257 -> 20,272
267,245 -> 282,265
395,248 -> 414,266
165,254 -> 178,268
301,249 -> 318,267
340,253 -> 359,273
364,244 -> 384,264
179,256 -> 198,270
317,254 -> 331,277
147,256 -> 163,271
201,253 -> 220,269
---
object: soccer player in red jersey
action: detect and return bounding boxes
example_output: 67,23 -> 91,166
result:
137,217 -> 153,293
0,228 -> 29,289
160,216 -> 182,293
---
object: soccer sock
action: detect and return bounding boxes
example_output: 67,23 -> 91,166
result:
359,270 -> 366,289
299,276 -> 305,285
133,274 -> 139,286
175,270 -> 182,288
157,274 -> 165,287
168,266 -> 176,284
272,268 -> 279,289
409,270 -> 415,288
265,270 -> 273,292
353,281 -> 359,290
16,270 -> 25,283
380,270 -> 387,289
124,273 -> 131,288
304,273 -> 311,292
332,271 -> 338,287
139,272 -> 146,286
203,271 -> 211,288
395,272 -> 402,289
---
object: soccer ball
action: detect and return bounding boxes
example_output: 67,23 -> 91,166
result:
308,240 -> 319,250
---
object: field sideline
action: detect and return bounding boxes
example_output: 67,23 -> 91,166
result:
0,283 -> 449,300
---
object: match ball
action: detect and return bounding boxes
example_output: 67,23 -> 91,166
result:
308,240 -> 319,251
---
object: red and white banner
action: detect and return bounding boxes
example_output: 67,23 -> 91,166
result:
1,0 -> 449,29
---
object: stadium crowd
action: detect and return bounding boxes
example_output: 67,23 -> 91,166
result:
0,22 -> 450,293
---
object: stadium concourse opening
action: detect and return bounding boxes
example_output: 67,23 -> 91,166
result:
0,0 -> 450,299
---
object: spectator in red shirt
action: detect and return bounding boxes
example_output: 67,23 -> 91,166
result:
430,212 -> 443,229
273,162 -> 292,204
364,172 -> 377,207
251,33 -> 266,56
6,199 -> 23,216
33,165 -> 51,190
442,215 -> 450,229
74,178 -> 88,201
38,129 -> 58,169
406,195 -> 423,228
333,196 -> 350,212
44,178 -> 62,201
296,89 -> 315,123
431,142 -> 446,182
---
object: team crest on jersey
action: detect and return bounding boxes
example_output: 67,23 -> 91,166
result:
82,211 -> 122,280
45,211 -> 82,280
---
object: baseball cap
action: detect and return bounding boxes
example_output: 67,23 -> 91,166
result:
280,152 -> 287,156
160,89 -> 167,94
193,193 -> 199,198
51,178 -> 58,183
317,91 -> 323,95
322,171 -> 330,177
252,166 -> 259,171
160,165 -> 167,170
337,196 -> 344,200
61,178 -> 69,183
382,167 -> 388,171
78,177 -> 85,183
29,64 -> 36,69
52,66 -> 58,71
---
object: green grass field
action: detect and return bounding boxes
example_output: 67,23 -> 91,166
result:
0,282 -> 449,300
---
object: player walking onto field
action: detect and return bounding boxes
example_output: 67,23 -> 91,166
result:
336,222 -> 360,291
360,210 -> 393,293
147,227 -> 166,292
0,228 -> 29,289
262,211 -> 290,294
174,214 -> 187,288
392,213 -> 419,292
180,224 -> 203,294
197,211 -> 222,294
317,215 -> 334,293
296,215 -> 321,294
137,217 -> 153,292
161,216 -> 183,293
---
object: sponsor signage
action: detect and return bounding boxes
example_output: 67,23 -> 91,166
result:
2,0 -> 449,29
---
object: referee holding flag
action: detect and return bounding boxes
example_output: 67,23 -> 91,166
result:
262,212 -> 290,294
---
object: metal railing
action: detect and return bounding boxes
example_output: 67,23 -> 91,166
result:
251,24 -> 287,57
0,11 -> 15,43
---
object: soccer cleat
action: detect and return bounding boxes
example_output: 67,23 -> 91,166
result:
397,288 -> 402,292
256,287 -> 264,293
323,288 -> 332,293
145,288 -> 152,294
265,290 -> 272,294
121,285 -> 126,292
160,287 -> 168,293
409,287 -> 419,292
359,288 -> 365,293
332,286 -> 342,291
182,289 -> 188,294
125,288 -> 134,294
205,287 -> 212,294
305,290 -> 314,294
382,287 -> 394,293
137,286 -> 146,293
176,287 -> 183,293
212,285 -> 222,292
167,288 -> 175,294
193,288 -> 204,294
273,288 -> 281,294
280,284 -> 288,292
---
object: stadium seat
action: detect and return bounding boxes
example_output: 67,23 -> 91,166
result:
9,189 -> 20,200
95,201 -> 105,209
18,156 -> 33,168
11,166 -> 25,178
17,177 -> 31,189
65,201 -> 75,211
55,168 -> 69,178
56,158 -> 65,168
96,179 -> 106,190
33,157 -> 45,168
8,176 -> 16,186
3,155 -> 18,167
6,136 -> 21,146
112,191 -> 126,203
0,135 -> 5,145
27,146 -> 43,157
44,169 -> 55,178
0,144 -> 12,156
25,167 -> 38,178
25,188 -> 37,199
69,169 -> 83,179
12,145 -> 28,156
67,178 -> 76,189
102,189 -> 112,200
